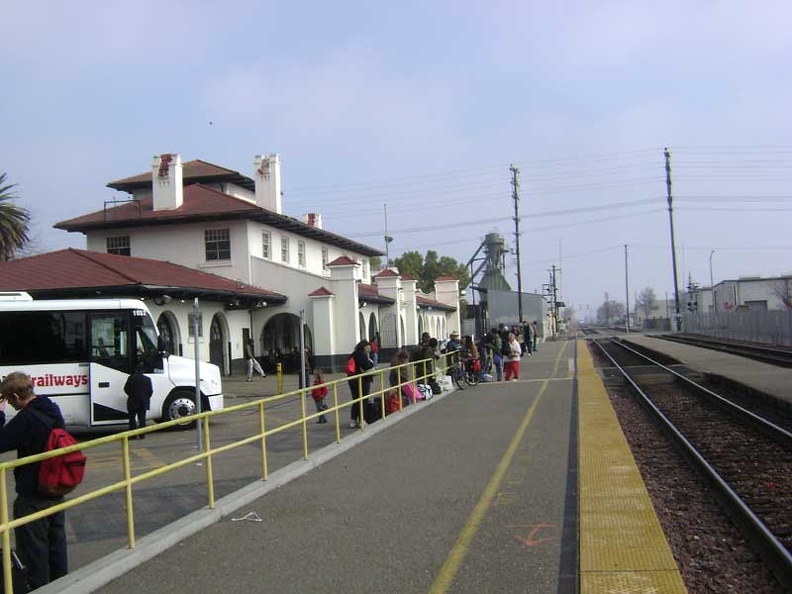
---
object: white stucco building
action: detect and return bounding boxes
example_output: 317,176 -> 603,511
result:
50,153 -> 460,374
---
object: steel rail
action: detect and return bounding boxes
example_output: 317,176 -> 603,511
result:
659,334 -> 792,368
592,339 -> 792,590
614,339 -> 792,446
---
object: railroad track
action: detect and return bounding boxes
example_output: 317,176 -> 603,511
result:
659,333 -> 792,368
592,338 -> 792,590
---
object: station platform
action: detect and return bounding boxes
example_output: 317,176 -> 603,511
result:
618,333 -> 792,406
43,339 -> 686,594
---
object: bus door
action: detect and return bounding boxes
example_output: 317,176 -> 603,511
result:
89,312 -> 133,425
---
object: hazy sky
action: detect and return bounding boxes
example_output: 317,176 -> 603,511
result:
3,1 -> 791,318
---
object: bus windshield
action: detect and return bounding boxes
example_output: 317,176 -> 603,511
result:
132,308 -> 162,372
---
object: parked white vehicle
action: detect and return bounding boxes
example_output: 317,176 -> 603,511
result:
0,293 -> 223,427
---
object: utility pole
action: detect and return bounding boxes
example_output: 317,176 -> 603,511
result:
510,164 -> 524,323
383,203 -> 393,269
664,148 -> 682,331
624,244 -> 630,332
552,264 -> 559,336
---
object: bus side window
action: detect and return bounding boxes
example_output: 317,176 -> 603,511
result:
90,313 -> 132,374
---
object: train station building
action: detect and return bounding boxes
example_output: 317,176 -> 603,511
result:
0,153 -> 460,375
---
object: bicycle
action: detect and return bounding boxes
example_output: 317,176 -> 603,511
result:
451,356 -> 480,389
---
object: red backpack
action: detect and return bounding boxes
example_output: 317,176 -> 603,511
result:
28,408 -> 87,497
345,355 -> 356,375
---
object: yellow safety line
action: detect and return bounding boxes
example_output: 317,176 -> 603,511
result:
429,342 -> 570,593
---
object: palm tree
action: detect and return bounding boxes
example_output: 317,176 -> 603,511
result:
0,173 -> 31,260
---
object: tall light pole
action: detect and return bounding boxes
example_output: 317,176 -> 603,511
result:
709,249 -> 716,312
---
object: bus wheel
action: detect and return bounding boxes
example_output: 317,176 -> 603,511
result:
162,390 -> 197,428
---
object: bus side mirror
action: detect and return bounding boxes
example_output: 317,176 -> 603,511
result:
158,336 -> 171,358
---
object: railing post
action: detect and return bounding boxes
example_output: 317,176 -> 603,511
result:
122,437 -> 136,549
301,380 -> 309,459
203,416 -> 215,508
1,469 -> 12,594
332,382 -> 341,443
259,401 -> 268,480
357,374 -> 364,426
397,365 -> 403,411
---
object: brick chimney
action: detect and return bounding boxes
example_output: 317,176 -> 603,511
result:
254,153 -> 282,213
304,213 -> 323,229
152,153 -> 183,211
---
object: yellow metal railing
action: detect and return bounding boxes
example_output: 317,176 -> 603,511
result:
0,355 -> 450,593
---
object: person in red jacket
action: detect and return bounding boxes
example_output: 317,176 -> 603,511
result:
310,369 -> 329,424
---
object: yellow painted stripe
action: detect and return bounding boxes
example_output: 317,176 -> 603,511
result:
430,342 -> 569,593
577,340 -> 687,593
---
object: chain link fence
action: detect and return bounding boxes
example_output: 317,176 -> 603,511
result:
683,310 -> 792,347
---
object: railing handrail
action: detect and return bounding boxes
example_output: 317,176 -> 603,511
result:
0,354 -> 450,593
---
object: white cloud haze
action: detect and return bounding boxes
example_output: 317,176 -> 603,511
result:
2,0 -> 791,316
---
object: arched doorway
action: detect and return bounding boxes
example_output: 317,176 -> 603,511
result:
358,312 -> 366,342
379,312 -> 397,349
209,313 -> 228,374
262,312 -> 313,373
368,312 -> 379,340
156,311 -> 180,356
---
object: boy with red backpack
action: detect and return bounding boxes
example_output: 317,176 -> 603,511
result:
0,371 -> 77,590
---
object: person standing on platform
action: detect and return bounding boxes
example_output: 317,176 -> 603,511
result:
346,340 -> 374,428
504,333 -> 523,381
410,332 -> 435,383
0,372 -> 69,590
491,328 -> 504,381
124,362 -> 153,437
521,320 -> 533,356
245,339 -> 267,382
532,321 -> 541,352
370,334 -> 380,367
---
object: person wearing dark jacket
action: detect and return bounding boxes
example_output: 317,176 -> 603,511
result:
346,339 -> 374,428
0,371 -> 69,590
124,364 -> 153,437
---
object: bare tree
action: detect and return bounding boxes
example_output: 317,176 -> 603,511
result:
596,300 -> 626,325
635,287 -> 657,318
772,279 -> 792,309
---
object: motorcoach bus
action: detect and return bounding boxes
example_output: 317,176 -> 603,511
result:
0,293 -> 224,428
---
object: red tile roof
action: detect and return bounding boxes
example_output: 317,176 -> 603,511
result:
57,185 -> 259,229
374,269 -> 399,278
416,294 -> 456,311
308,287 -> 334,297
358,282 -> 395,305
357,283 -> 379,297
107,159 -> 255,192
55,185 -> 383,257
435,275 -> 458,281
327,255 -> 359,267
0,249 -> 286,302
